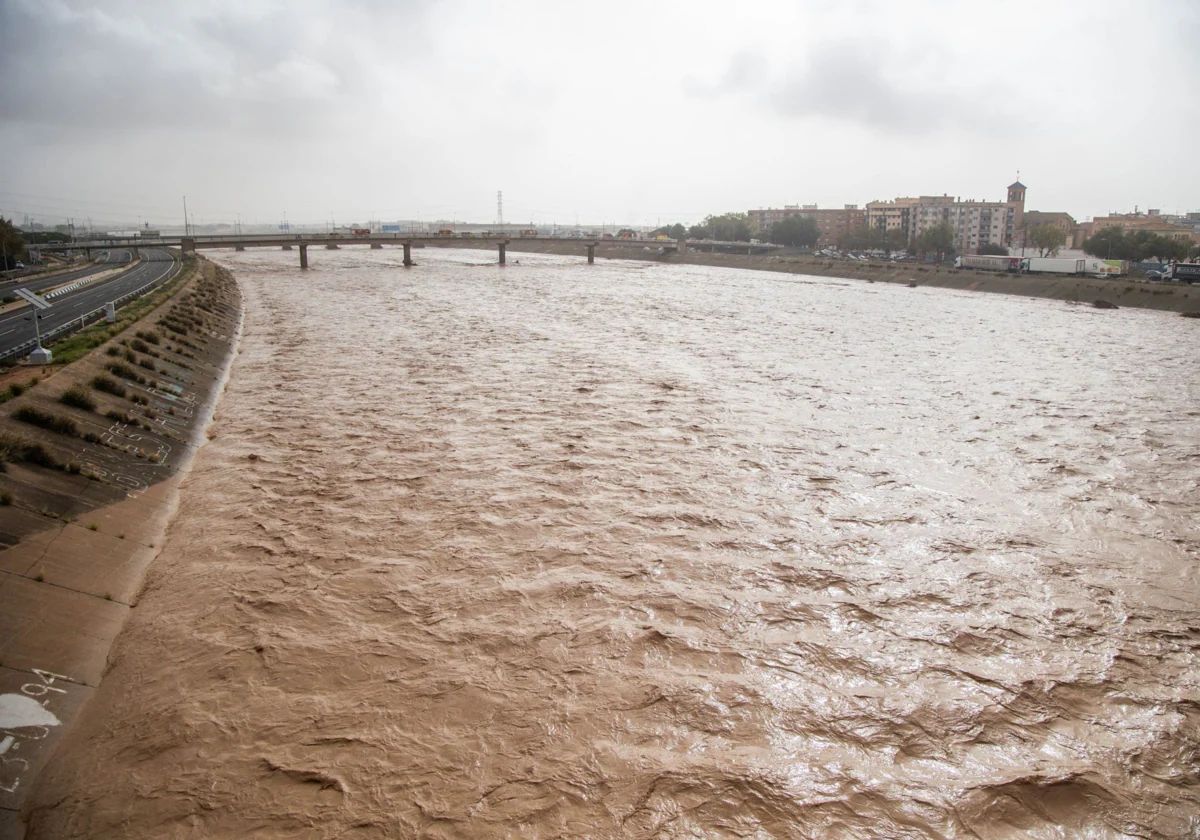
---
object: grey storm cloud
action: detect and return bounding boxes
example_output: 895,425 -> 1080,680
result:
2,0 -> 1197,226
0,0 -> 434,137
693,43 -> 1018,135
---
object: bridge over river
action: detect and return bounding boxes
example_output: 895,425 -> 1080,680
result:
33,233 -> 782,269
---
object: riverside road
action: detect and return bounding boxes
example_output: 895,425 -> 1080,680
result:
0,249 -> 177,357
0,250 -> 133,296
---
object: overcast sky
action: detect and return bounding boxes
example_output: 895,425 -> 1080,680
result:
2,0 -> 1197,229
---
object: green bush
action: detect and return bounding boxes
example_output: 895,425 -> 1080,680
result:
105,362 -> 145,384
91,375 -> 126,397
0,432 -> 63,470
13,406 -> 78,436
59,387 -> 97,411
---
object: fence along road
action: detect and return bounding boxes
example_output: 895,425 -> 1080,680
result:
0,249 -> 180,362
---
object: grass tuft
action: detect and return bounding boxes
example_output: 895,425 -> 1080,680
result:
13,406 -> 78,436
91,375 -> 126,397
60,386 -> 97,411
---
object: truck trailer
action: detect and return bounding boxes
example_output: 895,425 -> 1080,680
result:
1025,257 -> 1085,275
956,255 -> 1021,272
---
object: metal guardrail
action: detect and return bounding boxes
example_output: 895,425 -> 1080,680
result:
0,258 -> 182,363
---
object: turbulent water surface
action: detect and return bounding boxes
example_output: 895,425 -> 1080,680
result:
33,249 -> 1200,838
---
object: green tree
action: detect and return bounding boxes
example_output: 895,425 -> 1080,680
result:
0,217 -> 27,270
700,212 -> 752,242
1083,228 -> 1191,262
837,226 -> 874,251
1082,227 -> 1130,260
916,223 -> 955,260
977,242 -> 1008,256
885,228 -> 909,252
768,215 -> 820,248
1029,224 -> 1064,257
652,223 -> 687,240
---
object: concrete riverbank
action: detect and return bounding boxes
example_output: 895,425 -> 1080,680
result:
0,257 -> 240,838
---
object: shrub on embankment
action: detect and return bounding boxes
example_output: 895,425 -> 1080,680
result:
91,375 -> 126,397
59,387 -> 97,411
13,406 -> 79,436
105,362 -> 147,385
0,432 -> 64,470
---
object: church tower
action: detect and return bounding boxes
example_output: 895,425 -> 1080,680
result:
1007,176 -> 1026,232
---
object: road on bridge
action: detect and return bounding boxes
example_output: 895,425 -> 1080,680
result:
0,248 -> 177,358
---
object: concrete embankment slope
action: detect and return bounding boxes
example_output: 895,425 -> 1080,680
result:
0,258 -> 240,838
493,240 -> 1200,313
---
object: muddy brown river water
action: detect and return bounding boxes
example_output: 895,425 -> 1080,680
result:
30,249 -> 1200,838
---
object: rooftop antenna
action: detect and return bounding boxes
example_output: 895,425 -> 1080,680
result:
496,190 -> 504,228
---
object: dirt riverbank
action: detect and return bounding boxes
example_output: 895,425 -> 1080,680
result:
0,257 -> 240,838
481,240 -> 1200,313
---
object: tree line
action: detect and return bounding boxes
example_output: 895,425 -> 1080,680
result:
0,217 -> 28,270
1081,227 -> 1197,262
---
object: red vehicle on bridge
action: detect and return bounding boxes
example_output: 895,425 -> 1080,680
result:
351,228 -> 371,237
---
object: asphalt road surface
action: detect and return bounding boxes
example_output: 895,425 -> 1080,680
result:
0,249 -> 176,358
0,250 -> 133,296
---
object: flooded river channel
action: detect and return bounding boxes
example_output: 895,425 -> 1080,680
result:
32,249 -> 1200,838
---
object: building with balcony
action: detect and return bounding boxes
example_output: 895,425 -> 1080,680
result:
867,180 -> 1026,254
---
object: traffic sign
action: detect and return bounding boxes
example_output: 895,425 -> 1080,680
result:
14,288 -> 51,311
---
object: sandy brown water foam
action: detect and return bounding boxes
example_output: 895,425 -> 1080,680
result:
30,249 -> 1200,838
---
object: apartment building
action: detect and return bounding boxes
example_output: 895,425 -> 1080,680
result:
747,204 -> 866,246
867,181 -> 1025,254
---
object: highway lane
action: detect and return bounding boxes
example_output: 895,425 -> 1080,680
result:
0,249 -> 177,358
0,250 -> 133,296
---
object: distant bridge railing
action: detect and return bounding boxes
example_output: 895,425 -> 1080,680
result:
34,233 -> 784,252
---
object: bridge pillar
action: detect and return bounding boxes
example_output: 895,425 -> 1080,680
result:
498,242 -> 507,265
299,244 -> 308,269
282,244 -> 293,250
180,237 -> 196,254
370,243 -> 383,249
587,244 -> 595,264
326,243 -> 339,250
403,243 -> 413,267
235,245 -> 245,252
677,238 -> 688,255
132,247 -> 139,259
